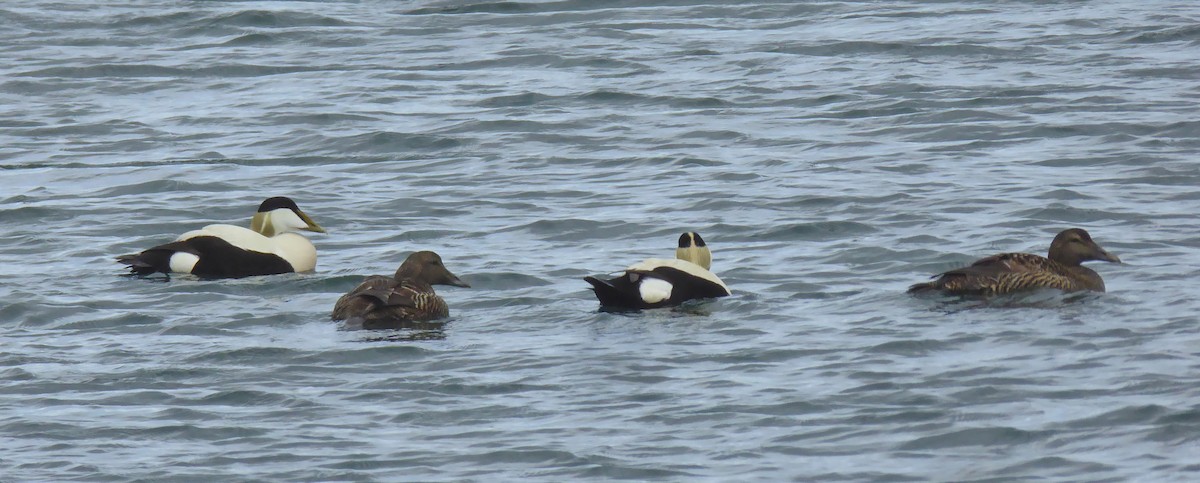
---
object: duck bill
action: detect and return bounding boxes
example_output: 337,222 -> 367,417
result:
1094,247 -> 1121,264
445,271 -> 471,288
298,210 -> 326,233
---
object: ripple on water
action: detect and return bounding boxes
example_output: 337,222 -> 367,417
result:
2,1 -> 1200,481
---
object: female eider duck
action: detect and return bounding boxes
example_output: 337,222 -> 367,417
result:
117,196 -> 325,278
584,231 -> 731,310
908,228 -> 1121,297
331,251 -> 470,330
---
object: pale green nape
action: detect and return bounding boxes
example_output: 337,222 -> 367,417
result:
250,212 -> 277,237
675,233 -> 713,270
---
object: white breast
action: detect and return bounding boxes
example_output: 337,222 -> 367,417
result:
272,232 -> 318,272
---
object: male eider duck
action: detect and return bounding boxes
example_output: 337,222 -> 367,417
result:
584,231 -> 731,310
331,251 -> 470,330
908,228 -> 1121,297
117,196 -> 326,278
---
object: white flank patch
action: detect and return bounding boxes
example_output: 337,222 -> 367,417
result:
638,277 -> 673,304
169,252 -> 200,273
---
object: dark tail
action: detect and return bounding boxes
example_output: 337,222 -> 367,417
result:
584,276 -> 640,309
906,281 -> 940,294
116,250 -> 171,276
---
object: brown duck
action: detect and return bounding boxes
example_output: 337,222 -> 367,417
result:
331,251 -> 470,330
908,228 -> 1121,296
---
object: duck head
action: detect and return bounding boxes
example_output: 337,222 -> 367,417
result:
1047,228 -> 1121,266
250,197 -> 326,237
675,231 -> 713,270
395,250 -> 470,288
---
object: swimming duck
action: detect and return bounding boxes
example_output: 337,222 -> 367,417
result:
331,251 -> 470,330
584,231 -> 731,310
908,228 -> 1121,296
117,196 -> 325,278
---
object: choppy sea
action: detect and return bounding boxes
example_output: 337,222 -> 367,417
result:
2,1 -> 1199,481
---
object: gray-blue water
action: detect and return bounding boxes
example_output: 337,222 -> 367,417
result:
2,1 -> 1199,481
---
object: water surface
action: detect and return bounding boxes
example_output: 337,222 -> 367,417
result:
2,1 -> 1199,481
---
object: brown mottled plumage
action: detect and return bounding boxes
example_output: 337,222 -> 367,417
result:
908,228 -> 1121,297
331,251 -> 469,330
